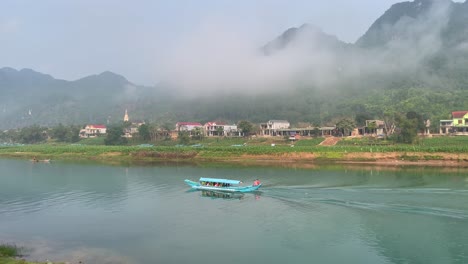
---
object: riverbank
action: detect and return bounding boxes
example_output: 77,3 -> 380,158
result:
1,138 -> 468,167
0,257 -> 62,264
0,244 -> 63,264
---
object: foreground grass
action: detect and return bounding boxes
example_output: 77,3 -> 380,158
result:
0,244 -> 62,264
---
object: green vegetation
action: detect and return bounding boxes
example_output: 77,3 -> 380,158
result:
0,137 -> 467,164
0,244 -> 19,258
0,244 -> 62,264
237,120 -> 254,137
178,131 -> 190,145
104,124 -> 128,146
50,124 -> 80,143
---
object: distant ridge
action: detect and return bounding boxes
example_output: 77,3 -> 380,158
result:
1,0 -> 468,130
262,24 -> 349,55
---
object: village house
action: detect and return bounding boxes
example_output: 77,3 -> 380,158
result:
258,120 -> 338,138
175,122 -> 203,132
174,122 -> 203,138
356,120 -> 386,136
79,124 -> 107,138
204,122 -> 239,137
260,120 -> 290,136
268,126 -> 336,138
440,111 -> 468,135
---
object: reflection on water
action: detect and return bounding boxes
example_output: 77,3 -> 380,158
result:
200,190 -> 245,200
1,159 -> 468,264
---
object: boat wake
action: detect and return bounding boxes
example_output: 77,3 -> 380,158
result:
261,186 -> 468,220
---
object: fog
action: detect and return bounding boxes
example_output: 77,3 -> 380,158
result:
158,0 -> 459,97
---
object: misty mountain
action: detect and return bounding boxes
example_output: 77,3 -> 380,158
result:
262,24 -> 351,55
0,68 -> 175,129
357,0 -> 468,48
1,0 -> 467,130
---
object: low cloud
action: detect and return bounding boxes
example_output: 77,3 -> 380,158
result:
158,0 -> 457,96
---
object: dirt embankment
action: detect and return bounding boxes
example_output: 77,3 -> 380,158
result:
319,137 -> 341,146
3,148 -> 468,168
229,151 -> 468,167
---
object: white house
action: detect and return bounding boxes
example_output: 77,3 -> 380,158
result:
204,122 -> 239,136
260,120 -> 290,136
79,124 -> 107,138
176,122 -> 202,132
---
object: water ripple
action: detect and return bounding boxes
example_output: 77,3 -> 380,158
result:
316,198 -> 468,219
262,186 -> 468,220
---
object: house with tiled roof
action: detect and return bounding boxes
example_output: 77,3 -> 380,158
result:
440,111 -> 468,135
79,124 -> 107,138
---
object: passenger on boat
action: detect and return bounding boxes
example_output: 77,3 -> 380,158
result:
253,179 -> 261,186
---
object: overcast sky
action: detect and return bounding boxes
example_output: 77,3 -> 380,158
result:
0,0 -> 437,85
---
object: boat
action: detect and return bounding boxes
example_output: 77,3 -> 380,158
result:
32,159 -> 50,163
184,177 -> 261,193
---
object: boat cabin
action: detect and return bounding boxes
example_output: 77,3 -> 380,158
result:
199,177 -> 240,187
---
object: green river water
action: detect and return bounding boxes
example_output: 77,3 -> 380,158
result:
0,159 -> 467,264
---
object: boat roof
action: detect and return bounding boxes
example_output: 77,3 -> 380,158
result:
199,177 -> 241,185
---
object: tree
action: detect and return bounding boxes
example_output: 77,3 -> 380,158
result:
192,127 -> 204,140
51,123 -> 69,142
17,125 -> 47,144
355,112 -> 373,127
51,124 -> 81,143
312,126 -> 321,137
394,113 -> 418,144
161,122 -> 173,141
367,121 -> 377,134
237,120 -> 254,137
178,131 -> 190,145
382,111 -> 396,136
406,111 -> 425,134
336,118 -> 355,137
138,124 -> 151,141
104,124 -> 128,145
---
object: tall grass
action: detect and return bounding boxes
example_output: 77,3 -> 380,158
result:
0,244 -> 20,257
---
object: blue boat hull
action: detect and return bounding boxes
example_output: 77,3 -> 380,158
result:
184,179 -> 261,193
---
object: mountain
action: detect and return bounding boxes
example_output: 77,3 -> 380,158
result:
0,68 -> 157,129
357,0 -> 467,48
262,24 -> 350,55
1,0 -> 468,130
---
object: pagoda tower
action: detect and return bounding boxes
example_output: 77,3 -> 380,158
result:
124,109 -> 129,122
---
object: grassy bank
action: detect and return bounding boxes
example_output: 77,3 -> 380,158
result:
0,137 -> 467,165
0,244 -> 62,264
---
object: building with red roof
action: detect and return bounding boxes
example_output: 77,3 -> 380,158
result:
440,111 -> 468,135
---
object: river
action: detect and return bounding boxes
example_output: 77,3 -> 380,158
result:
1,159 -> 468,264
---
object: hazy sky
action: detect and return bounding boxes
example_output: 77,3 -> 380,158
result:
0,0 -> 428,85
